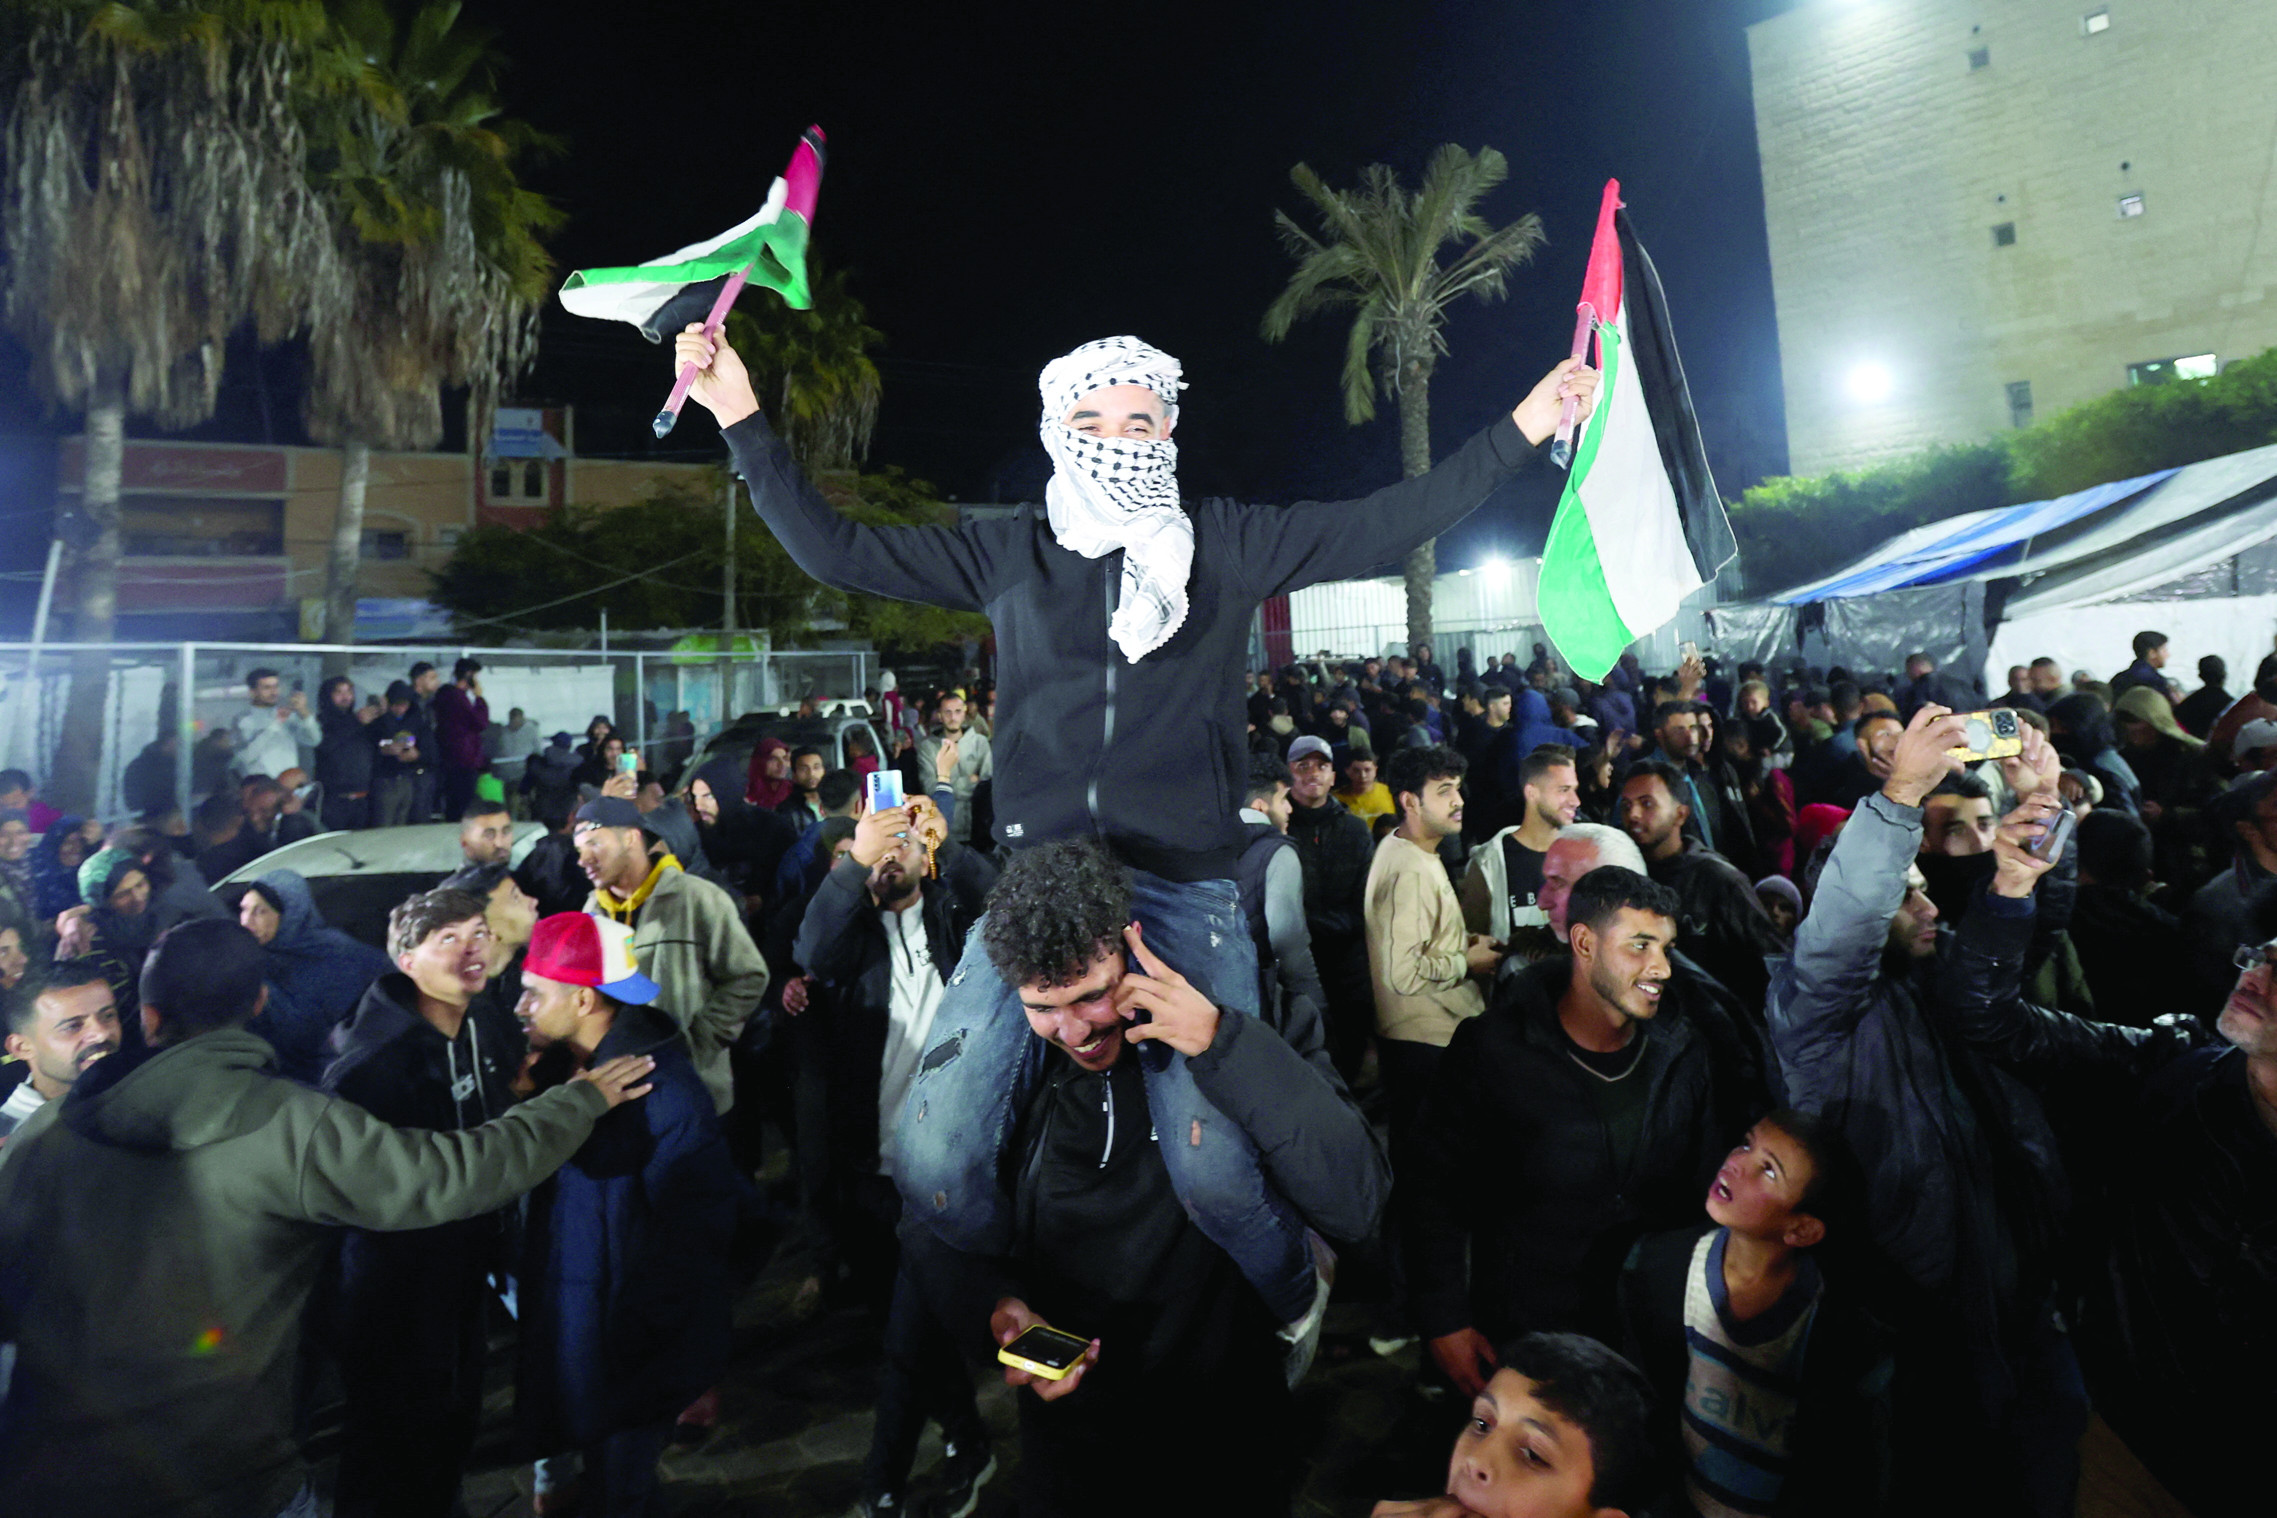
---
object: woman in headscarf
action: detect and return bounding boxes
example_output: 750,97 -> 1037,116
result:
71,847 -> 160,1042
29,815 -> 99,922
843,725 -> 882,781
234,869 -> 391,1083
2112,685 -> 2210,809
744,735 -> 795,810
573,734 -> 627,792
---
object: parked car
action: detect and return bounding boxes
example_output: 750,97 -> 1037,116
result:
216,821 -> 548,950
692,712 -> 888,785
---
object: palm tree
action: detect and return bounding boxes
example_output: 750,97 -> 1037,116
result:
724,262 -> 883,474
301,0 -> 557,653
0,0 -> 335,811
1262,145 -> 1544,651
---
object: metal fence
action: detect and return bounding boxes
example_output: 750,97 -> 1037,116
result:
0,640 -> 872,825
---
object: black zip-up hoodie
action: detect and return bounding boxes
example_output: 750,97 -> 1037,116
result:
728,409 -> 1548,881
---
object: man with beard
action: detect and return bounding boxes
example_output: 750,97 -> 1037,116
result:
1462,744 -> 1580,955
793,799 -> 996,1518
916,692 -> 992,847
675,323 -> 1593,1325
1401,867 -> 1740,1393
322,889 -> 527,1518
1618,760 -> 1783,1010
0,962 -> 121,1143
1767,708 -> 2091,1518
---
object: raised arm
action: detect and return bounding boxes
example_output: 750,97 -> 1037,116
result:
1771,707 -> 1967,1093
1229,359 -> 1597,600
676,327 -> 1012,611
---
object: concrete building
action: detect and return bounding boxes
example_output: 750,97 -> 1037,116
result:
50,407 -> 714,639
1749,0 -> 2277,477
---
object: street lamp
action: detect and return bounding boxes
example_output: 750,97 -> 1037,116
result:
1846,362 -> 1894,403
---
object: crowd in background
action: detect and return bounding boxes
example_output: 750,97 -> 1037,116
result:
0,623 -> 2268,1518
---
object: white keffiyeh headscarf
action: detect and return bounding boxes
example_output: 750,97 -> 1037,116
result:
1039,336 -> 1192,662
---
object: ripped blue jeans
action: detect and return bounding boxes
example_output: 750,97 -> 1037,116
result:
892,872 -> 1318,1323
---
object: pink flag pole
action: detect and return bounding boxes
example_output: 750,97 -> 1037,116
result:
652,266 -> 754,439
1549,301 -> 1596,470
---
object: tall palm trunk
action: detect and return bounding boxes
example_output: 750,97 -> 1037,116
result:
1397,357 -> 1436,653
50,375 -> 126,814
320,438 -> 370,674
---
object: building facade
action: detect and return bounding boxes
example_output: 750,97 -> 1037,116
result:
1749,0 -> 2277,477
50,409 -> 714,639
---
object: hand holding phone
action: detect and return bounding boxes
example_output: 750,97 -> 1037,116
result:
865,769 -> 905,814
991,1298 -> 1097,1401
618,749 -> 640,775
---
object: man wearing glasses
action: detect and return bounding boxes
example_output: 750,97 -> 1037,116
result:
1928,771 -> 2268,1518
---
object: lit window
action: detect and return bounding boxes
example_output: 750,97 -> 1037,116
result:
2129,354 -> 2217,387
2084,9 -> 2110,34
1992,222 -> 2017,247
2117,193 -> 2145,218
1968,46 -> 1991,70
2006,381 -> 2034,429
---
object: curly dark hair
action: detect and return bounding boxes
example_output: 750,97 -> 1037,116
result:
980,839 -> 1131,989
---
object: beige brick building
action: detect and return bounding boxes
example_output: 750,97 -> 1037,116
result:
1749,0 -> 2277,478
53,408 -> 714,638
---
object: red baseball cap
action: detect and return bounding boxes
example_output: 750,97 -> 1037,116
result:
525,912 -> 660,1004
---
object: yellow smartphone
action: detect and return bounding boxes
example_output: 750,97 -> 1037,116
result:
1947,709 -> 2024,763
997,1322 -> 1092,1381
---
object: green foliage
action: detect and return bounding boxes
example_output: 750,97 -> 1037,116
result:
724,262 -> 883,472
1732,346 -> 2277,595
428,465 -> 988,652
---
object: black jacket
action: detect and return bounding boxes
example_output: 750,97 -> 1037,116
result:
319,974 -> 527,1405
1930,901 -> 2256,1516
1401,956 -> 1747,1344
1284,796 -> 1374,941
728,408 -> 1548,881
315,704 -> 376,797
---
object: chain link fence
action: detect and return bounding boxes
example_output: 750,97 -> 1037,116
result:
0,640 -> 872,824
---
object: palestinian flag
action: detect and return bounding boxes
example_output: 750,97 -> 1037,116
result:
559,126 -> 826,339
1537,180 -> 1735,681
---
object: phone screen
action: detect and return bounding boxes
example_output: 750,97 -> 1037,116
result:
1004,1324 -> 1091,1370
867,769 -> 905,813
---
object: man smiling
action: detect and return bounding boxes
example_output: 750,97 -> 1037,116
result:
1402,867 -> 1745,1395
914,840 -> 1384,1517
0,962 -> 122,1142
676,321 -> 1594,1320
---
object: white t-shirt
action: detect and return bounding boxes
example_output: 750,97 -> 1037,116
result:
875,899 -> 945,1172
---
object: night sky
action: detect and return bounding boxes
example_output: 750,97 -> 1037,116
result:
0,0 -> 1801,604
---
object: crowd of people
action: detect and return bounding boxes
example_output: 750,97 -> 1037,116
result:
0,315 -> 2267,1518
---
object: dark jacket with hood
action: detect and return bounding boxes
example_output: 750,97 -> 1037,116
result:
246,869 -> 390,1083
516,1002 -> 751,1450
315,699 -> 377,798
688,754 -> 796,900
1766,791 -> 2075,1429
525,736 -> 583,821
320,972 -> 528,1409
1931,897 -> 2255,1517
0,1028 -> 609,1518
1401,955 -> 1748,1344
727,406 -> 1551,881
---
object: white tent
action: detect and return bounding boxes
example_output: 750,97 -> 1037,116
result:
1706,442 -> 2277,690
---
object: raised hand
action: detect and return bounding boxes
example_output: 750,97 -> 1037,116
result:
1512,357 -> 1602,446
1882,704 -> 1969,808
672,324 -> 761,428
